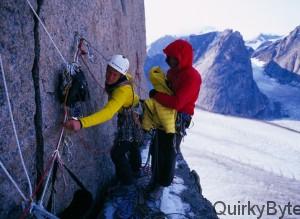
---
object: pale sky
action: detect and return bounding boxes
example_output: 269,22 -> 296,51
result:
144,0 -> 300,44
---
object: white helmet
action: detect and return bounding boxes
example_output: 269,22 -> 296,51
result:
108,54 -> 129,75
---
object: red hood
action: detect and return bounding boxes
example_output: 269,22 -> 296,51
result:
163,39 -> 193,70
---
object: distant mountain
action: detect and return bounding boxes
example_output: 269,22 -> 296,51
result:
195,30 -> 277,118
188,32 -> 218,61
246,33 -> 282,50
252,25 -> 300,85
190,26 -> 218,36
147,35 -> 176,57
144,32 -> 217,74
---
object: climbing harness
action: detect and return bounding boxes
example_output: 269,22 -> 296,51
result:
113,81 -> 143,144
175,112 -> 192,137
116,106 -> 143,144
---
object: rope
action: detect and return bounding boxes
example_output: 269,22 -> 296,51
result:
39,112 -> 68,206
25,0 -> 68,66
80,54 -> 105,89
80,37 -> 109,62
0,160 -> 28,201
0,55 -> 33,197
75,38 -> 105,89
19,108 -> 69,219
19,147 -> 59,219
77,37 -> 148,95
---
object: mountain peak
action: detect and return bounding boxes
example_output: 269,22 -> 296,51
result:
289,25 -> 300,39
253,25 -> 300,74
147,35 -> 176,57
195,29 -> 272,118
222,29 -> 233,35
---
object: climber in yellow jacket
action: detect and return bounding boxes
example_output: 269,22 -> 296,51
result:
142,66 -> 176,133
65,54 -> 142,187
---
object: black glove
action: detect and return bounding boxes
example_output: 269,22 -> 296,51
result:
149,89 -> 157,98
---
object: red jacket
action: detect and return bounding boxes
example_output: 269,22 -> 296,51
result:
154,39 -> 202,115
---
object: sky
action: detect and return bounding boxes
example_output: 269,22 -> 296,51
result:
144,0 -> 300,45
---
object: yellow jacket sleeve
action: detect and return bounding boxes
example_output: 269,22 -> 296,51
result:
80,85 -> 133,128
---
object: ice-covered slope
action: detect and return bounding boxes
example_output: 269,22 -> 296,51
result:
182,109 -> 300,219
252,58 -> 300,119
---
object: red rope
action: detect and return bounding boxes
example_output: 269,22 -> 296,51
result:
76,38 -> 105,90
80,54 -> 104,90
19,152 -> 58,219
19,103 -> 69,219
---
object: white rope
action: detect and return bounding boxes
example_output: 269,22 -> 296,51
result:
0,55 -> 33,197
31,203 -> 59,219
39,113 -> 67,206
25,0 -> 68,66
0,160 -> 28,201
38,152 -> 58,206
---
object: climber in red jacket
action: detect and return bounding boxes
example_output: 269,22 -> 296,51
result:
151,39 -> 201,115
146,39 -> 202,198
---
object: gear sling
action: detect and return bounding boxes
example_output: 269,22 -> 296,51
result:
110,81 -> 143,185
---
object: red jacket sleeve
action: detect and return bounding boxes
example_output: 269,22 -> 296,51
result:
154,75 -> 199,111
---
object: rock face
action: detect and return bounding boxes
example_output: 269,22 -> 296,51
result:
253,26 -> 300,76
196,30 -> 273,118
189,32 -> 218,61
175,159 -> 218,219
264,61 -> 300,85
0,0 -> 146,218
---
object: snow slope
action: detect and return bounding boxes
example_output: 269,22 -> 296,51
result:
182,58 -> 300,218
182,109 -> 300,219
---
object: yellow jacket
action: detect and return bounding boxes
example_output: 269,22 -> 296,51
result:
142,66 -> 177,133
80,75 -> 139,128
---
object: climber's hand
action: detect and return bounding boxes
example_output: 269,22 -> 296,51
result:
64,119 -> 81,131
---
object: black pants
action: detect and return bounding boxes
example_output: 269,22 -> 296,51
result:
150,129 -> 179,187
110,141 -> 141,185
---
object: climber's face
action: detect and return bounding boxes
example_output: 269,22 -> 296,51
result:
165,56 -> 179,70
106,65 -> 122,85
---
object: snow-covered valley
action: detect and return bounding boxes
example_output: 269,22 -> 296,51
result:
182,59 -> 300,219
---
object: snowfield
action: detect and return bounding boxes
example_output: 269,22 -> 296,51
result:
182,109 -> 300,219
182,59 -> 300,219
